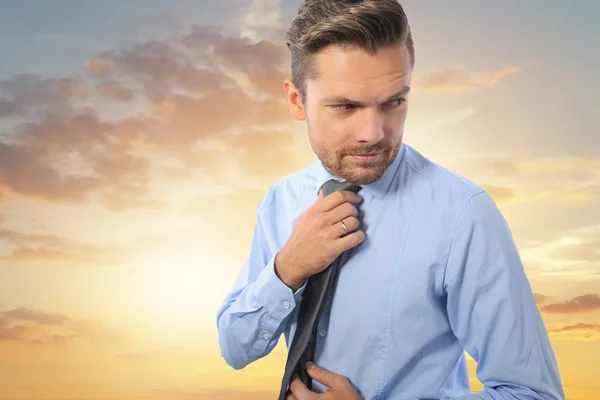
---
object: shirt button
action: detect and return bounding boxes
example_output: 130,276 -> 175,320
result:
263,333 -> 270,339
319,330 -> 326,337
283,301 -> 291,308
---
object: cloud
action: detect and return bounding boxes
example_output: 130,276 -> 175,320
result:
3,307 -> 70,325
541,294 -> 600,314
0,184 -> 9,200
547,323 -> 600,341
0,110 -> 167,211
0,74 -> 85,119
520,224 -> 600,275
0,25 -> 298,211
0,137 -> 104,202
565,184 -> 600,203
533,293 -> 548,305
1,247 -> 78,262
414,65 -> 522,93
239,0 -> 284,42
485,157 -> 600,178
0,225 -> 133,265
0,208 -> 256,266
0,227 -> 76,247
85,58 -> 112,76
458,156 -> 600,206
0,306 -> 124,346
95,79 -> 136,101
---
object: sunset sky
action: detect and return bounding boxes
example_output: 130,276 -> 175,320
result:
0,1 -> 599,399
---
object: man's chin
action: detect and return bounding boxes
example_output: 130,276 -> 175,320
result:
339,165 -> 386,185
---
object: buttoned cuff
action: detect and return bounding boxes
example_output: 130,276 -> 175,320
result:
253,255 -> 306,323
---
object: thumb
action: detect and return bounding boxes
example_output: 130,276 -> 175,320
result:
305,361 -> 347,389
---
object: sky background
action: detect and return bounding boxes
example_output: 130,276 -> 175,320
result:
0,0 -> 599,399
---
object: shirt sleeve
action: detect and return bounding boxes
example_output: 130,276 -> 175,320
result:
216,191 -> 306,370
441,191 -> 565,400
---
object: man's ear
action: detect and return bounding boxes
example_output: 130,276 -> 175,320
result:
283,79 -> 306,121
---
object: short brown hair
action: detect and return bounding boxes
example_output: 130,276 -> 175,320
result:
284,0 -> 415,100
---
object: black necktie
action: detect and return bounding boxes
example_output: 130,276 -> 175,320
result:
278,179 -> 362,399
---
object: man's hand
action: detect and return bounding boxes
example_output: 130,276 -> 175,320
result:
275,189 -> 364,291
286,361 -> 362,400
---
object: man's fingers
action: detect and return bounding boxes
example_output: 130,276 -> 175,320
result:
286,393 -> 297,400
326,201 -> 359,225
328,216 -> 359,239
317,190 -> 361,212
305,361 -> 349,389
289,374 -> 314,399
332,229 -> 365,252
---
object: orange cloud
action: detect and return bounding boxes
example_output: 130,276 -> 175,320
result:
1,25 -> 298,211
1,247 -> 76,262
547,322 -> 600,341
541,294 -> 600,314
0,226 -> 129,265
414,65 -> 522,93
533,293 -> 548,305
0,307 -> 124,346
0,111 -> 164,210
487,157 -> 600,177
0,211 -> 253,267
84,57 -> 112,76
466,157 -> 600,206
0,184 -> 10,200
566,185 -> 600,203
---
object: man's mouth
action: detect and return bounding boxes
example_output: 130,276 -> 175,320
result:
347,153 -> 381,162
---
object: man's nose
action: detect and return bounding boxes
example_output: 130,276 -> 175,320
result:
356,108 -> 384,144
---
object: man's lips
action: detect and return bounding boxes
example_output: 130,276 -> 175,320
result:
347,153 -> 381,162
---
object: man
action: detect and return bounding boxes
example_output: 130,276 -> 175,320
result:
216,1 -> 565,399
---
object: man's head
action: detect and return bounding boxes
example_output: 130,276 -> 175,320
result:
283,0 -> 415,185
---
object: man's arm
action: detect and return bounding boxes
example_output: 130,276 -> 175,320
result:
216,191 -> 306,370
442,191 -> 565,400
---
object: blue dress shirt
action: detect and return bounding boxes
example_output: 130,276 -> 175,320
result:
216,143 -> 565,400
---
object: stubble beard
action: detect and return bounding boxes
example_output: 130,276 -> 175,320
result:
309,128 -> 403,186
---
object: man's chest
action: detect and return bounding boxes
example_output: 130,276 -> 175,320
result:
283,192 -> 452,330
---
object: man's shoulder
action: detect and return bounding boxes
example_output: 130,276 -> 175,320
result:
403,144 -> 485,201
402,144 -> 506,234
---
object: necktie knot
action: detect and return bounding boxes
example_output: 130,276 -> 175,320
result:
319,179 -> 362,197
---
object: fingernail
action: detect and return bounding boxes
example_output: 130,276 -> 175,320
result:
306,361 -> 316,370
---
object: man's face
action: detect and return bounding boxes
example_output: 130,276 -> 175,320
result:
285,43 -> 412,185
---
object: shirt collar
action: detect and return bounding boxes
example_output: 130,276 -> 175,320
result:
312,143 -> 406,199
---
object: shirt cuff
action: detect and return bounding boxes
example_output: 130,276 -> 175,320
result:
253,254 -> 306,323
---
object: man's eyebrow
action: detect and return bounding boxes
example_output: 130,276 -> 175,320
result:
321,86 -> 411,105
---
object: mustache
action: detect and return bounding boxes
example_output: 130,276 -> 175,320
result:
342,143 -> 390,155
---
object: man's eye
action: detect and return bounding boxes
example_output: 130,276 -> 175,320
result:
331,104 -> 355,111
385,98 -> 406,107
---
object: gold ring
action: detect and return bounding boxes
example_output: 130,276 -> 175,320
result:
341,220 -> 348,234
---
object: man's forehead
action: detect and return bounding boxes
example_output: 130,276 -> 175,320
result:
308,67 -> 411,104
306,44 -> 412,100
